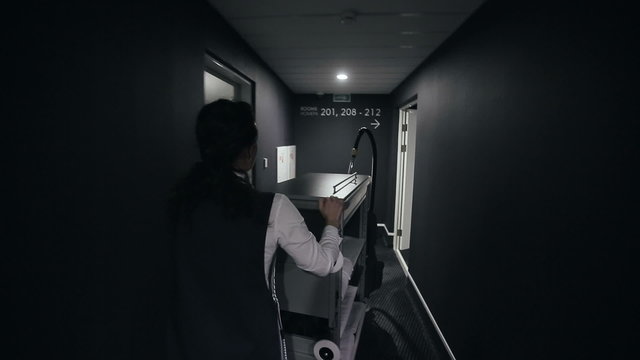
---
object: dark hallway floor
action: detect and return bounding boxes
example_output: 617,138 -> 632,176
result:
356,242 -> 450,360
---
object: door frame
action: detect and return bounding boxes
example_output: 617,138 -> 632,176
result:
393,98 -> 417,273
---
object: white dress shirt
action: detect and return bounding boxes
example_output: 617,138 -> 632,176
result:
264,193 -> 344,285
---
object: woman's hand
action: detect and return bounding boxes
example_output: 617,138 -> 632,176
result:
319,196 -> 344,228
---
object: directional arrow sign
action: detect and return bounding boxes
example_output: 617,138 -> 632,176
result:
370,118 -> 380,129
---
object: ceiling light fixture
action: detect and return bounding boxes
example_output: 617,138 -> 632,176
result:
337,73 -> 348,80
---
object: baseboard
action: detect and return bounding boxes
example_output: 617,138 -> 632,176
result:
394,249 -> 456,360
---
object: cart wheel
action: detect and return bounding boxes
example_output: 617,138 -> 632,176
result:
313,339 -> 341,360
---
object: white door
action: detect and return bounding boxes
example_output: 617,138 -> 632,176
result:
394,105 -> 417,256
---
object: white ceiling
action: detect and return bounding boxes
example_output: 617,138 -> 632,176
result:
207,0 -> 486,94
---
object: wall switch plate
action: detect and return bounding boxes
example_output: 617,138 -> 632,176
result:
263,158 -> 268,169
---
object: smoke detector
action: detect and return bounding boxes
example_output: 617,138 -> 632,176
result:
339,10 -> 357,25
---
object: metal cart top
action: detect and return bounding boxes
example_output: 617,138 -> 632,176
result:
271,172 -> 371,202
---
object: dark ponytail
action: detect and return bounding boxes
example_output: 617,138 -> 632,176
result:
169,99 -> 258,224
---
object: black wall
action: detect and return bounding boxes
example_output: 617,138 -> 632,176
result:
293,94 -> 393,224
391,1 -> 639,359
5,0 -> 293,358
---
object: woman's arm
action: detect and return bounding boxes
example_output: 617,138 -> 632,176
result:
269,193 -> 344,277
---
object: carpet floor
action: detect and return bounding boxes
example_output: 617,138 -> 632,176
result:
355,242 -> 450,360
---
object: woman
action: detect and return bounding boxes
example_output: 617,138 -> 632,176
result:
167,99 -> 344,360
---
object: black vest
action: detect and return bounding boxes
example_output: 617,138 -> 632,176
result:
168,192 -> 280,360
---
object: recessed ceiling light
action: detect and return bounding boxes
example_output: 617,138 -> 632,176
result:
337,73 -> 348,80
400,45 -> 415,49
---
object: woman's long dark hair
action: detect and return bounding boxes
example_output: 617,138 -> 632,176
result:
169,99 -> 258,224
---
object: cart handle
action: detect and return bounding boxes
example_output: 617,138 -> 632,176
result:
333,172 -> 358,194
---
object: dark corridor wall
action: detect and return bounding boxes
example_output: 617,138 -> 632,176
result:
5,0 -> 293,358
391,1 -> 639,359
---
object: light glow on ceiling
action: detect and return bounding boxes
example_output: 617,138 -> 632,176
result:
336,73 -> 348,80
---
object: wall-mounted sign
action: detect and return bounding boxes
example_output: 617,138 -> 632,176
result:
298,105 -> 383,129
333,94 -> 351,102
300,107 -> 381,117
276,145 -> 296,183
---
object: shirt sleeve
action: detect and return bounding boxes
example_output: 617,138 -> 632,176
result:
270,193 -> 344,277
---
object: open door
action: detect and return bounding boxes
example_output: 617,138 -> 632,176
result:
203,52 -> 256,185
394,101 -> 417,272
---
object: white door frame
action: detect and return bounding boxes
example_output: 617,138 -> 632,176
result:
394,101 -> 417,271
392,101 -> 458,360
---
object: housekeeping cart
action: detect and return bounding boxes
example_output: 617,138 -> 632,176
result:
271,173 -> 371,360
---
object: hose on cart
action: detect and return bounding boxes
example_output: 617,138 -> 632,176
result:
348,127 -> 384,297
